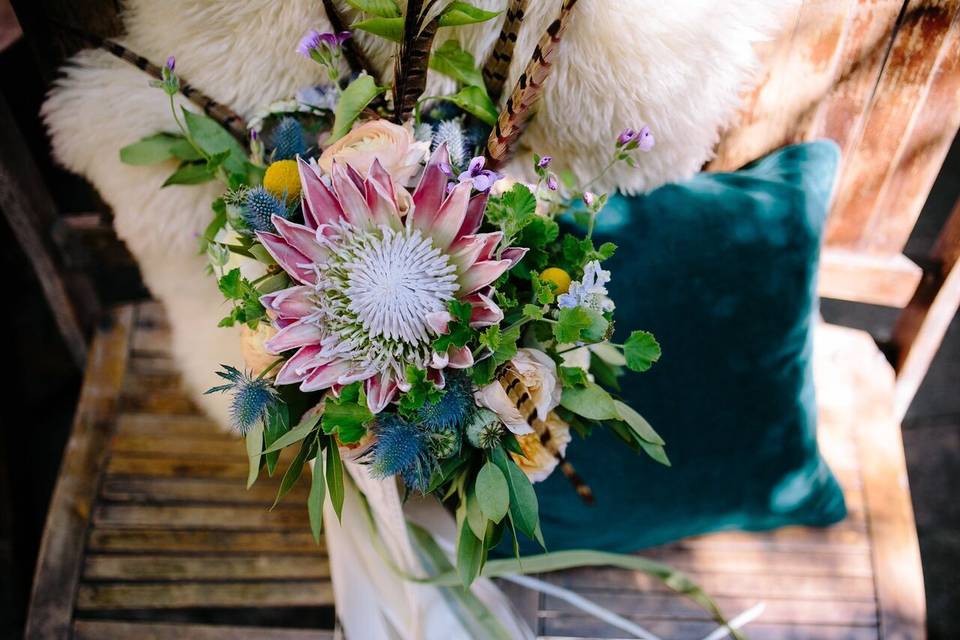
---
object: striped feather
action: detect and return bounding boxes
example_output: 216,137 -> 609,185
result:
55,25 -> 248,143
391,0 -> 440,123
481,0 -> 529,104
503,370 -> 594,504
485,0 -> 579,167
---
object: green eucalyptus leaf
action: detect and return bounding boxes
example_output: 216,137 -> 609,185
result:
638,439 -> 671,466
162,162 -> 215,187
326,438 -> 345,521
264,411 -> 321,453
438,2 -> 501,26
169,138 -> 203,161
120,133 -> 180,165
272,436 -> 313,507
181,108 -> 248,174
429,40 -> 484,87
465,485 -> 488,540
456,514 -> 484,588
245,422 -> 264,489
613,400 -> 664,445
262,402 -> 290,475
308,455 -> 326,544
560,382 -> 619,421
352,17 -> 403,43
491,447 -> 541,543
330,75 -> 383,141
346,0 -> 400,18
475,461 -> 509,523
436,85 -> 498,126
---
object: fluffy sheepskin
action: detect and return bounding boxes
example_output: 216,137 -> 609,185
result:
43,0 -> 793,427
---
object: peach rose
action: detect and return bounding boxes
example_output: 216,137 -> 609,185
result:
512,411 -> 572,483
240,323 -> 279,378
318,119 -> 429,187
474,348 -> 561,436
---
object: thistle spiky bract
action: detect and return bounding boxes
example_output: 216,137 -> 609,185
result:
242,186 -> 291,234
432,119 -> 467,169
367,414 -> 435,493
205,365 -> 279,434
270,116 -> 308,160
416,371 -> 474,432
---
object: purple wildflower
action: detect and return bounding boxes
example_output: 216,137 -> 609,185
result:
583,191 -> 596,206
165,55 -> 175,71
616,128 -> 637,146
546,175 -> 559,191
297,30 -> 323,57
298,29 -> 351,58
438,161 -> 454,177
458,156 -> 502,193
537,155 -> 553,169
636,126 -> 655,151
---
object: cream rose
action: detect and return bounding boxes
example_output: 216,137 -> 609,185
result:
240,323 -> 279,378
512,412 -> 572,483
318,119 -> 429,187
474,348 -> 562,436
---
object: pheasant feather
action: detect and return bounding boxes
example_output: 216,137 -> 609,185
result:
485,0 -> 579,167
481,0 -> 529,104
391,0 -> 441,123
56,24 -> 249,144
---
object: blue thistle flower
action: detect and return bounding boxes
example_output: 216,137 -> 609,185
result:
413,122 -> 434,144
433,119 -> 467,169
205,365 -> 279,434
416,371 -> 475,432
367,414 -> 435,493
242,186 -> 291,234
270,117 -> 308,161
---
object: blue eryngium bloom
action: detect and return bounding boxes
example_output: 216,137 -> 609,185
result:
432,120 -> 467,169
368,414 -> 434,493
206,365 -> 279,434
242,186 -> 291,234
417,371 -> 474,432
271,117 -> 308,161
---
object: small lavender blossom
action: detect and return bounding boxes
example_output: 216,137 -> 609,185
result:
546,175 -> 559,191
297,30 -> 323,57
616,128 -> 637,146
635,126 -> 655,151
557,260 -> 615,313
583,191 -> 596,206
165,55 -> 175,71
537,155 -> 553,169
458,156 -> 502,193
297,30 -> 350,58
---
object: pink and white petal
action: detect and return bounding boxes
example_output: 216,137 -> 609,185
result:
446,345 -> 474,369
273,217 -> 329,264
275,345 -> 326,385
265,321 -> 324,354
425,310 -> 452,334
298,157 -> 343,227
331,162 -> 372,228
449,232 -> 503,272
255,231 -> 316,285
367,159 -> 396,203
300,360 -> 356,392
411,144 -> 450,231
465,291 -> 504,328
431,350 -> 449,369
456,192 -> 488,241
430,182 -> 471,250
365,371 -> 398,414
364,170 -> 402,228
500,247 -> 529,267
474,382 -> 534,435
261,285 -> 314,320
427,368 -> 446,389
458,259 -> 512,295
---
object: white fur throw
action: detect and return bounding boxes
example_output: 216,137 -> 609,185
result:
43,0 -> 792,427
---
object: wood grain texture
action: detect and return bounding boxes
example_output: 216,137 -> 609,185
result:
818,248 -> 923,307
24,306 -> 133,639
75,581 -> 335,609
73,620 -> 332,640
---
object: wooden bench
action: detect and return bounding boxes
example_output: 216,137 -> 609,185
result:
12,0 -> 960,638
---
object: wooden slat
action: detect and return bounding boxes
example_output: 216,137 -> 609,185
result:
92,504 -> 311,530
818,249 -> 923,307
109,433 -> 241,458
87,528 -> 319,554
541,616 -> 879,640
131,325 -> 173,355
83,554 -> 330,581
25,306 -> 133,639
100,476 -> 308,505
75,581 -> 335,609
115,414 -> 227,439
826,0 -> 960,249
106,455 -> 252,479
73,620 -> 331,640
892,199 -> 960,418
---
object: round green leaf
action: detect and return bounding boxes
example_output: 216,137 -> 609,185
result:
475,461 -> 509,523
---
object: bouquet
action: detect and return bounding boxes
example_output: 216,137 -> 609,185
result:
114,2 -> 743,637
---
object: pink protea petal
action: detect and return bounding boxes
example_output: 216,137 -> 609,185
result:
459,259 -> 513,295
427,368 -> 445,389
365,162 -> 402,229
450,232 -> 503,271
431,350 -> 449,369
273,216 -> 329,264
298,157 -> 343,227
501,247 -> 528,267
265,320 -> 324,354
412,144 -> 450,231
367,159 -> 396,202
261,285 -> 314,320
366,371 -> 398,413
301,360 -> 357,392
425,310 -> 452,334
256,231 -> 316,285
331,161 -> 372,228
457,192 -> 488,241
446,345 -> 474,369
430,182 -> 471,250
465,291 -> 504,328
275,345 -> 326,385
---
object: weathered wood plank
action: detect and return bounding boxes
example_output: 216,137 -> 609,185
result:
818,249 -> 922,307
88,528 -> 320,554
83,554 -> 330,581
100,476 -> 308,505
541,616 -> 879,640
115,414 -> 227,439
25,306 -> 133,639
131,325 -> 173,356
75,581 -> 335,609
92,504 -> 312,530
109,433 -> 242,459
74,620 -> 331,640
636,547 -> 874,578
105,455 -> 252,479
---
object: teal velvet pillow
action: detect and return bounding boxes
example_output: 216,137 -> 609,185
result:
519,141 -> 847,554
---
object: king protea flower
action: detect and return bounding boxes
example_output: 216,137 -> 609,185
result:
258,143 -> 526,413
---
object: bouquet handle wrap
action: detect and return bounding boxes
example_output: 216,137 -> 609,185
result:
319,458 -> 536,640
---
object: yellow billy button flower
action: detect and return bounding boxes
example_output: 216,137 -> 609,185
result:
539,267 -> 572,295
263,159 -> 301,202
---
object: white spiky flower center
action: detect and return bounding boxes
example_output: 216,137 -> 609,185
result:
308,222 -> 459,379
